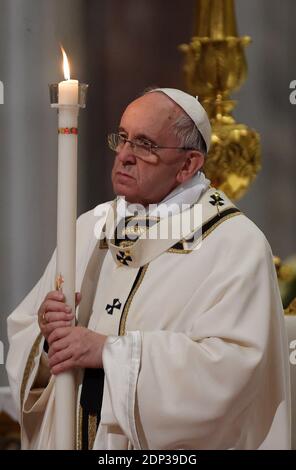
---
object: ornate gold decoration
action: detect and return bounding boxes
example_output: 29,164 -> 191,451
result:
76,405 -> 83,450
285,298 -> 296,316
275,256 -> 296,314
274,256 -> 295,283
88,413 -> 97,450
124,226 -> 146,237
55,273 -> 64,291
180,0 -> 261,200
119,240 -> 134,249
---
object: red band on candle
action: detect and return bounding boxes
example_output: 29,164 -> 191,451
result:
58,127 -> 78,135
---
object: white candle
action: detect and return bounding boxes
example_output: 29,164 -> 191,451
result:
58,79 -> 79,105
58,47 -> 79,106
55,47 -> 79,450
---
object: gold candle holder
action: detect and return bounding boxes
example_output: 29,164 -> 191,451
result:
180,0 -> 261,200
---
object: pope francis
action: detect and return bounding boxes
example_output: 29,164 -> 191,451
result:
6,88 -> 291,450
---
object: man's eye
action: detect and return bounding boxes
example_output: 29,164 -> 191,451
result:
118,134 -> 127,142
136,140 -> 151,148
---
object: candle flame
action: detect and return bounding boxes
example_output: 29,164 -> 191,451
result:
61,46 -> 71,80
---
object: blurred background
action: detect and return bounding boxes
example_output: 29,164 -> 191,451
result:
0,0 -> 296,388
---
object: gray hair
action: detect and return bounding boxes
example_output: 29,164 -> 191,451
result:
171,112 -> 207,156
143,87 -> 207,157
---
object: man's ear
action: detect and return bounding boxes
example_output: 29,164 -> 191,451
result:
176,151 -> 205,184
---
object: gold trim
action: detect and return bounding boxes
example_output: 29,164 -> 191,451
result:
88,413 -> 97,450
20,333 -> 43,409
202,212 -> 241,242
119,240 -> 134,248
122,226 -> 146,238
119,265 -> 149,336
76,404 -> 83,450
167,210 -> 241,254
285,298 -> 296,316
124,215 -> 160,222
167,246 -> 192,254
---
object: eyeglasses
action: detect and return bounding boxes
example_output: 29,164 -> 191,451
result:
107,133 -> 193,163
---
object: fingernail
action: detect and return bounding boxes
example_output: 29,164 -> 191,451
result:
65,306 -> 71,312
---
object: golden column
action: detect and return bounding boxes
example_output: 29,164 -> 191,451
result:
180,0 -> 261,200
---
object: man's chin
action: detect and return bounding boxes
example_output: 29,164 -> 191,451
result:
113,182 -> 138,202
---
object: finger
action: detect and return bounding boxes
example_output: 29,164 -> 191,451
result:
49,347 -> 72,369
44,311 -> 74,324
43,320 -> 73,338
38,293 -> 66,327
45,291 -> 65,302
51,358 -> 75,375
48,336 -> 70,358
43,300 -> 72,314
48,326 -> 73,345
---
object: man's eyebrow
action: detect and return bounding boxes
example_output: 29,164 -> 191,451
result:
118,127 -> 157,146
136,134 -> 158,146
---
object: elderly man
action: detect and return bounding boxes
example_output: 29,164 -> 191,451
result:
7,88 -> 290,450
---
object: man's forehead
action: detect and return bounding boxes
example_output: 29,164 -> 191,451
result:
120,93 -> 181,129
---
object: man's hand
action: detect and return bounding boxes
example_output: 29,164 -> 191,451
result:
47,326 -> 107,375
38,291 -> 81,342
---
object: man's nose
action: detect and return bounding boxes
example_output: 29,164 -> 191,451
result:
117,142 -> 137,165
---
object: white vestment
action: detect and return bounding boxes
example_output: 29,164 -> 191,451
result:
6,177 -> 291,450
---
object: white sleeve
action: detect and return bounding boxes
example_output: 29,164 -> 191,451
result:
6,250 -> 56,419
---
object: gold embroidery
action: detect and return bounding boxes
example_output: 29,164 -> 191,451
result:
20,333 -> 43,409
167,246 -> 192,254
119,265 -> 149,336
124,215 -> 159,222
119,240 -> 134,248
122,225 -> 148,237
88,413 -> 98,450
76,404 -> 83,450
